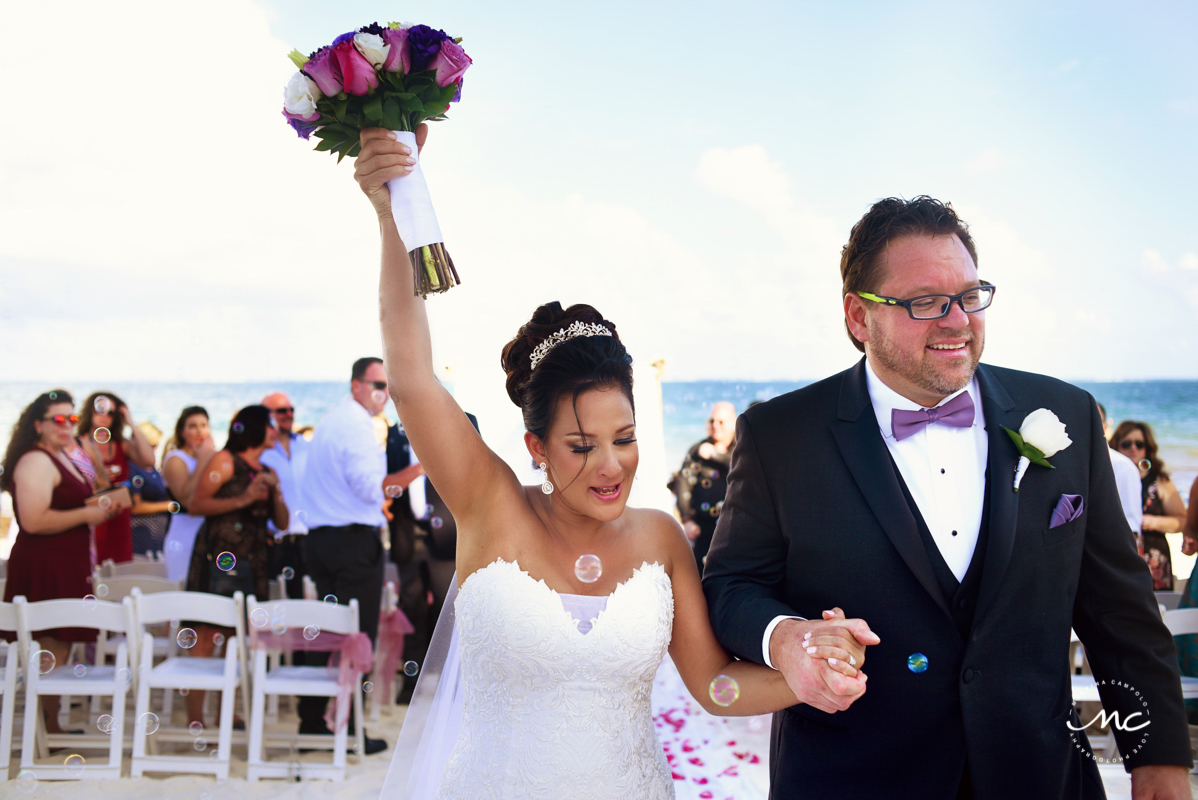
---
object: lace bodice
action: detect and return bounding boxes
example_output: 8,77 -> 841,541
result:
436,558 -> 675,800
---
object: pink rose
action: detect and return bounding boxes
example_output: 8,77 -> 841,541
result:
381,28 -> 410,73
331,40 -> 379,96
430,40 -> 472,88
302,46 -> 342,97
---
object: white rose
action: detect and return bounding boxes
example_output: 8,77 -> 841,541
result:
1019,408 -> 1072,458
353,32 -> 390,68
283,71 -> 321,119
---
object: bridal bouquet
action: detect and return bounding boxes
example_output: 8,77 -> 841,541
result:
282,22 -> 471,296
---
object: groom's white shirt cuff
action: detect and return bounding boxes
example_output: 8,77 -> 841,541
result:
763,615 -> 806,669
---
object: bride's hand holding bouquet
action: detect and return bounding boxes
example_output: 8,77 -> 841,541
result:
355,126 -> 427,224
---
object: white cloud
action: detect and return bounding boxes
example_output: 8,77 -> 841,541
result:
1180,252 -> 1198,271
964,147 -> 1015,176
1140,249 -> 1171,273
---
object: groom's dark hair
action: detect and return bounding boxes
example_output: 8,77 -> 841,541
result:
840,196 -> 979,352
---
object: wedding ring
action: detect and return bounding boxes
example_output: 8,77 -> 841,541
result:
848,655 -> 857,667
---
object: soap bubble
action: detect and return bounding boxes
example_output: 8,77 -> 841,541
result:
371,390 -> 387,405
323,594 -> 337,605
711,470 -> 720,479
746,715 -> 766,733
216,552 -> 236,571
94,396 -> 112,415
168,502 -> 181,515
97,714 -> 114,734
271,617 -> 288,635
93,427 -> 111,444
137,712 -> 160,735
178,688 -> 190,696
425,504 -> 435,516
384,484 -> 402,498
232,422 -> 244,434
177,628 -> 198,649
574,554 -> 602,583
15,770 -> 36,793
708,674 -> 740,707
403,661 -> 420,677
131,474 -> 144,489
907,653 -> 929,673
98,495 -> 112,510
63,754 -> 86,778
212,632 -> 225,647
282,566 -> 295,580
189,721 -> 204,736
250,608 -> 269,627
699,502 -> 710,512
431,516 -> 443,529
209,471 -> 221,483
34,650 -> 55,674
82,594 -> 97,610
303,625 -> 320,641
194,737 -> 208,752
73,664 -> 87,678
108,464 -> 121,477
701,478 -> 712,489
1139,459 -> 1151,472
233,522 -> 243,533
96,583 -> 109,598
363,681 -> 374,693
116,667 -> 133,686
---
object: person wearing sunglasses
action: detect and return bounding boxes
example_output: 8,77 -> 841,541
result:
1,390 -> 121,734
260,391 -> 309,597
1109,420 -> 1188,588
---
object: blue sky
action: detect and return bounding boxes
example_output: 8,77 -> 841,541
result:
1,0 -> 1195,384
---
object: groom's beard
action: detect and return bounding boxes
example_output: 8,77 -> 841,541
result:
867,319 -> 983,399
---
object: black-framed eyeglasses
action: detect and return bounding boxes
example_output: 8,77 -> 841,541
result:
857,282 -> 996,321
370,381 -> 387,391
271,407 -> 295,415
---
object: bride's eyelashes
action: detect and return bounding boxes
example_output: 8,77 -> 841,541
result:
571,437 -> 637,454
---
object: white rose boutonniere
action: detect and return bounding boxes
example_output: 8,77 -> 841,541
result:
1003,408 -> 1072,492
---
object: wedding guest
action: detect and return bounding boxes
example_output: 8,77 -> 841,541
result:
1111,420 -> 1188,590
162,407 -> 216,583
1176,477 -> 1198,722
127,422 -> 172,556
75,392 -> 156,563
183,405 -> 287,728
670,401 -> 737,570
260,391 -> 309,597
1096,402 -> 1143,534
297,357 -> 420,752
2,390 -> 120,734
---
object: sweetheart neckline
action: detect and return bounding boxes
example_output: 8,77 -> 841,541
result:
459,558 -> 667,637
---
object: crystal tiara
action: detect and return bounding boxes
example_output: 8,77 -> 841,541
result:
529,321 -> 613,370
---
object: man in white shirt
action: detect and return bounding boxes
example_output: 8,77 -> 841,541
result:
1098,401 -> 1145,534
260,391 -> 309,596
296,357 -> 415,753
702,196 -> 1190,798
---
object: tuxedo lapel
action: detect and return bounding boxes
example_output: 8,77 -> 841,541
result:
831,360 -> 953,621
973,365 -> 1022,625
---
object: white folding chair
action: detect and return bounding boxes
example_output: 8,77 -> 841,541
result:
1162,608 -> 1198,700
17,596 -> 133,780
0,600 -> 21,761
245,596 -> 366,781
130,590 -> 249,779
269,575 -> 288,601
105,559 -> 169,579
302,575 -> 317,601
368,581 -> 400,720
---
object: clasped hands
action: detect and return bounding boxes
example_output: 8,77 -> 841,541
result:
769,610 -> 880,714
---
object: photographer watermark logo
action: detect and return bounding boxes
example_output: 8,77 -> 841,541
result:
1067,679 -> 1151,764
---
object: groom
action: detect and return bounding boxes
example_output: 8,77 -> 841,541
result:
702,197 -> 1192,798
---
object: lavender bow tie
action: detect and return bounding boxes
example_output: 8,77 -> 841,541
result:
891,391 -> 975,441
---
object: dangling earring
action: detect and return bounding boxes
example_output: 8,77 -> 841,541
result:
539,462 -> 554,494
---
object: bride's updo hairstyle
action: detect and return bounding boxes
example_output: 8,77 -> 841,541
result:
501,302 -> 634,442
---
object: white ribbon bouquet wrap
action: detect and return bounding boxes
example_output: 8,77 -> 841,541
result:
282,21 -> 470,296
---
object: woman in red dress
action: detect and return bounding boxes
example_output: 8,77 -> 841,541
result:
2,390 -> 121,733
74,391 -> 156,563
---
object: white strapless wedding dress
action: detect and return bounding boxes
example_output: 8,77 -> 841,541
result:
434,558 -> 675,800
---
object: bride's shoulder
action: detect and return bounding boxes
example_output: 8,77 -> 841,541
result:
624,507 -> 689,560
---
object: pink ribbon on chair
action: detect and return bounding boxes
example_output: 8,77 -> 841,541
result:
325,632 -> 374,733
376,607 -> 416,699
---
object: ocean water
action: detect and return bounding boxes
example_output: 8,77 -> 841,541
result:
1,379 -> 1195,503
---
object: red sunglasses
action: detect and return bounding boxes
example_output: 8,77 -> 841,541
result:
42,414 -> 80,426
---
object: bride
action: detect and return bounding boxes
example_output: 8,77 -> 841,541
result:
354,127 -> 871,799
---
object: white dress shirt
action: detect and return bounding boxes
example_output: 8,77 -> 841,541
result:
1108,447 -> 1144,533
300,396 -> 386,529
261,432 -> 310,535
762,360 -> 989,667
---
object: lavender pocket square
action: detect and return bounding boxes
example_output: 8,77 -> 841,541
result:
1050,494 -> 1084,529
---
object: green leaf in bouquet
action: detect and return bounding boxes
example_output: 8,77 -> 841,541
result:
287,49 -> 309,69
314,138 -> 337,152
382,98 -> 403,130
423,103 -> 448,118
332,97 -> 349,120
345,140 -> 363,159
398,95 -> 424,112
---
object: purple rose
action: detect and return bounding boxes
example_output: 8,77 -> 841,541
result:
431,40 -> 471,88
284,111 -> 319,140
406,24 -> 448,72
302,46 -> 343,96
331,39 -> 379,96
332,31 -> 357,46
381,28 -> 410,73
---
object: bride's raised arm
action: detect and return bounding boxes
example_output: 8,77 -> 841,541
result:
354,126 -> 516,527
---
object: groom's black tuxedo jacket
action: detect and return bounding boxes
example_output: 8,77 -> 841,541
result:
703,359 -> 1191,799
